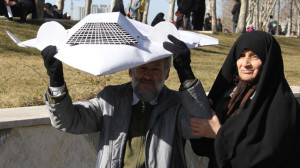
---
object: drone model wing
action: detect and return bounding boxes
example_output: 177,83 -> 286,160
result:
6,12 -> 219,76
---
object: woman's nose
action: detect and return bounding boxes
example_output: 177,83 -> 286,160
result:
242,57 -> 250,66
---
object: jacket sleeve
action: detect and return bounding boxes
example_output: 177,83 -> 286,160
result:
132,0 -> 141,11
45,86 -> 105,134
231,4 -> 237,14
178,79 -> 211,139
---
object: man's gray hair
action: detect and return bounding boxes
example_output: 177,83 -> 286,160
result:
163,56 -> 172,73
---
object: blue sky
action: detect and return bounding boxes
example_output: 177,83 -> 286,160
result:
45,0 -> 173,24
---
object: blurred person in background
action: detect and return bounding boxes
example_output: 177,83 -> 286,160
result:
204,13 -> 211,31
216,18 -> 222,32
151,12 -> 165,27
231,0 -> 240,33
127,0 -> 141,20
2,0 -> 36,22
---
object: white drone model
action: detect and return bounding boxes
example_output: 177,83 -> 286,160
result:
6,12 -> 219,76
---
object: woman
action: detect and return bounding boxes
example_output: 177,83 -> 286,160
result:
190,31 -> 300,168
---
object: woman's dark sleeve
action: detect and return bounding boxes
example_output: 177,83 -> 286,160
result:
190,138 -> 214,157
190,138 -> 218,168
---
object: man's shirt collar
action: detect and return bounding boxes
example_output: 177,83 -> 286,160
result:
132,92 -> 158,106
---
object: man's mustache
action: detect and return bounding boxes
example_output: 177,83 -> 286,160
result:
139,78 -> 154,85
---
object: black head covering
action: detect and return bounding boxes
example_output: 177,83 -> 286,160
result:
208,31 -> 300,167
151,12 -> 165,27
112,0 -> 126,16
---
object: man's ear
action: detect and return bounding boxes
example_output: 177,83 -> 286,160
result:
164,69 -> 170,80
129,69 -> 133,77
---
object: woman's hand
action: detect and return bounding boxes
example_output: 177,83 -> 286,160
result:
190,109 -> 221,138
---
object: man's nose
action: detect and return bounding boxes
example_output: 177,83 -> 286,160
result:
143,70 -> 152,79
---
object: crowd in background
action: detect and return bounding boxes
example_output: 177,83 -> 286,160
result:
0,0 -> 37,22
0,0 -> 297,35
43,2 -> 72,20
0,0 -> 72,22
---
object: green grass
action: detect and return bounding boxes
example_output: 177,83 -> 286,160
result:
0,18 -> 299,108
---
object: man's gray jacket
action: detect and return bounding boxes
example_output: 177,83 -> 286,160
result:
45,80 -> 210,168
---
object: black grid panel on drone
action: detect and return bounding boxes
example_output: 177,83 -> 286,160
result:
67,22 -> 138,45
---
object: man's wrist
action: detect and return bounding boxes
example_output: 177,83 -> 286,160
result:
49,83 -> 66,96
179,79 -> 197,91
176,67 -> 195,83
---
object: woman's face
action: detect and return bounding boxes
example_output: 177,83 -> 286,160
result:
237,49 -> 262,82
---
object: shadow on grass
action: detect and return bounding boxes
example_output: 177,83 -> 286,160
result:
25,19 -> 78,29
0,43 -> 39,56
193,47 -> 227,55
7,18 -> 78,29
276,38 -> 300,48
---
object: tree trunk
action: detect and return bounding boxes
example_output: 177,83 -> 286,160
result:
142,0 -> 150,24
110,0 -> 116,12
56,0 -> 64,12
211,0 -> 217,33
276,0 -> 280,35
35,0 -> 44,18
246,0 -> 255,28
85,0 -> 92,16
286,0 -> 293,36
256,0 -> 260,30
168,0 -> 175,22
236,0 -> 248,33
295,0 -> 300,37
206,0 -> 212,15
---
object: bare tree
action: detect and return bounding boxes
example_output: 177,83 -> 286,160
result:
110,0 -> 117,12
221,0 -> 235,32
276,0 -> 280,34
286,0 -> 293,36
236,0 -> 248,33
35,0 -> 44,18
206,0 -> 212,15
295,0 -> 300,36
56,0 -> 64,12
85,0 -> 92,16
246,0 -> 256,28
255,0 -> 260,30
168,0 -> 175,22
211,0 -> 217,33
142,0 -> 150,24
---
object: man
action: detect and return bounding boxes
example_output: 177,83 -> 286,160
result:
216,18 -> 222,32
203,13 -> 212,31
231,0 -> 240,33
43,2 -> 54,18
191,0 -> 206,31
176,0 -> 195,30
268,15 -> 277,35
127,0 -> 141,20
42,35 -> 210,168
52,5 -> 62,19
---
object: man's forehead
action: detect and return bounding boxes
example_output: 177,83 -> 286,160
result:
140,59 -> 165,67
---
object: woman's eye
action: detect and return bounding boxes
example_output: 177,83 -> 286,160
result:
251,55 -> 259,59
